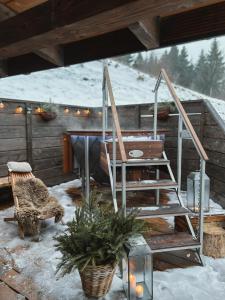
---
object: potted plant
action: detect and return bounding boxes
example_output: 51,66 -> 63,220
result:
39,99 -> 59,121
150,102 -> 176,121
55,194 -> 144,298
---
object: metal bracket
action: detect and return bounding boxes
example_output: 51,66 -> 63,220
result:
181,129 -> 191,139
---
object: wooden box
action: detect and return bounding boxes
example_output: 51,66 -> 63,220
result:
107,140 -> 164,160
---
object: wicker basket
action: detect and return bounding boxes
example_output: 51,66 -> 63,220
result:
79,263 -> 116,298
40,111 -> 57,121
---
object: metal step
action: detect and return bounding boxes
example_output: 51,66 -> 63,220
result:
111,158 -> 170,167
145,232 -> 201,253
127,204 -> 191,219
116,179 -> 178,191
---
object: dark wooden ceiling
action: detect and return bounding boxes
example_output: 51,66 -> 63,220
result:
0,0 -> 225,77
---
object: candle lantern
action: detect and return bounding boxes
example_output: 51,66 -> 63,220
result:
122,235 -> 153,300
187,171 -> 210,213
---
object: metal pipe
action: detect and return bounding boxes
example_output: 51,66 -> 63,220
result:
156,168 -> 160,205
122,162 -> 126,215
141,112 -> 202,118
112,121 -> 118,212
153,89 -> 158,139
177,115 -> 183,195
199,159 -> 206,255
84,136 -> 90,204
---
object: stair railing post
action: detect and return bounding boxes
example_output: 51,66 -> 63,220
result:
122,162 -> 126,216
153,88 -> 158,139
102,61 -> 108,142
199,158 -> 206,255
112,121 -> 118,212
177,115 -> 183,195
84,136 -> 90,205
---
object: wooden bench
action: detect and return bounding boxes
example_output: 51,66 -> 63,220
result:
0,176 -> 10,188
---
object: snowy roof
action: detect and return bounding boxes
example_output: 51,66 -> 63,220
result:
0,59 -> 224,125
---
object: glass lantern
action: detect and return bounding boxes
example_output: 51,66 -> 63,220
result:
122,234 -> 153,300
187,171 -> 210,213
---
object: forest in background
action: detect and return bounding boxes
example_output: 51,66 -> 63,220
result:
116,39 -> 225,100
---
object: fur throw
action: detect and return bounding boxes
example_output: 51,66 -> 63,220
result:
14,178 -> 64,236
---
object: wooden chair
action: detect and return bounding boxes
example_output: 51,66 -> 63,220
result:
4,166 -> 64,240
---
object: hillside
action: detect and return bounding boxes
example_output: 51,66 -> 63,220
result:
0,59 -> 224,122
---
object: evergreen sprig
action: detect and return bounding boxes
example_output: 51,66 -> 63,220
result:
55,201 -> 144,276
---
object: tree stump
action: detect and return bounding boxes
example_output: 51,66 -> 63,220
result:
203,224 -> 225,258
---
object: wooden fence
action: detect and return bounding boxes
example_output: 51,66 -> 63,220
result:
0,98 -> 224,207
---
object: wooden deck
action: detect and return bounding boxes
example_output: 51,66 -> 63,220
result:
0,249 -> 39,300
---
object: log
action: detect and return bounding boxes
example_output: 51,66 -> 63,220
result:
203,224 -> 225,258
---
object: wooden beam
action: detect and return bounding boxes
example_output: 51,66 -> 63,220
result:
129,17 -> 159,49
0,0 -> 223,59
0,59 -> 7,77
161,1 -> 225,46
35,46 -> 64,67
0,2 -> 64,66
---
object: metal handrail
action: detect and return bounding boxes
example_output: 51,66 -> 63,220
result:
154,69 -> 208,161
104,66 -> 127,162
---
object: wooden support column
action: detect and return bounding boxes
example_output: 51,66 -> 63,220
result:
129,17 -> 159,49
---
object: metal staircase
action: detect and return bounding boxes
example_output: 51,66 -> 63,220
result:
101,62 -> 208,258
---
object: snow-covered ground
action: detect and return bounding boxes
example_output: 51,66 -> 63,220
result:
0,59 -> 225,125
1,180 -> 225,300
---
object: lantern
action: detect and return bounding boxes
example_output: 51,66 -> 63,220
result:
187,171 -> 210,212
122,234 -> 153,300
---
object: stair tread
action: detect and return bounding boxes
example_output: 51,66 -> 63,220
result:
127,204 -> 190,218
112,158 -> 170,166
145,232 -> 200,251
116,179 -> 178,190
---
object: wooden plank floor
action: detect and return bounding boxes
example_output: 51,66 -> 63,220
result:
0,248 -> 39,300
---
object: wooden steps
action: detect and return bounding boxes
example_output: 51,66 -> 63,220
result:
112,158 -> 170,166
116,179 -> 178,191
128,204 -> 191,219
145,232 -> 201,253
153,250 -> 202,271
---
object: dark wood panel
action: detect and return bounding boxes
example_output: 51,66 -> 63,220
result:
161,2 -> 225,46
206,163 -> 225,182
203,137 -> 225,154
0,138 -> 26,151
32,126 -> 64,137
203,125 -> 225,139
0,125 -> 26,138
32,137 -> 62,148
33,156 -> 62,171
33,146 -> 62,159
0,113 -> 25,125
0,149 -> 27,164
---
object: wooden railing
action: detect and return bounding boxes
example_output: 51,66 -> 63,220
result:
154,68 -> 209,161
104,66 -> 127,162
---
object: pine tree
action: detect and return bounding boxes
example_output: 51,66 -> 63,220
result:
193,50 -> 209,93
206,39 -> 225,97
176,46 -> 193,88
167,46 -> 179,81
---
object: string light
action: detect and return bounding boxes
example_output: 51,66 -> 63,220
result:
35,106 -> 43,113
76,109 -> 81,115
0,101 -> 4,109
64,107 -> 70,114
15,105 -> 23,113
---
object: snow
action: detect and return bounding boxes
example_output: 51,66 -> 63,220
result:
0,58 -> 224,127
1,180 -> 225,300
0,60 -> 215,107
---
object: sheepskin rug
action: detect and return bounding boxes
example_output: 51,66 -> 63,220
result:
13,177 -> 64,236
